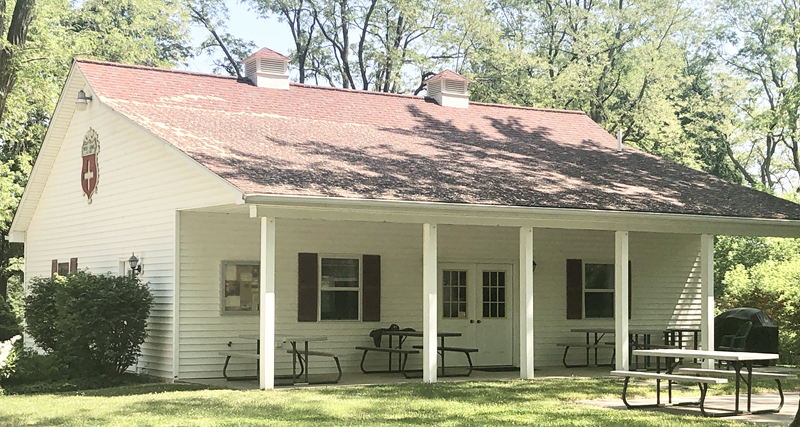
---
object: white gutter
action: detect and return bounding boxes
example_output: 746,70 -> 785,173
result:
243,193 -> 800,238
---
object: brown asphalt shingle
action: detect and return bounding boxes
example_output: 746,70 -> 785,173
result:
76,59 -> 800,220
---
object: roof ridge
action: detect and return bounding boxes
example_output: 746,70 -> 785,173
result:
77,58 -> 588,116
75,58 -> 239,81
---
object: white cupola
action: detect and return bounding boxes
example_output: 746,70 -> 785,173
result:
424,70 -> 470,108
241,48 -> 291,90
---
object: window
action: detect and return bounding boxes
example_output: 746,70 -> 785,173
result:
584,263 -> 614,318
57,262 -> 69,276
221,262 -> 260,313
319,257 -> 360,320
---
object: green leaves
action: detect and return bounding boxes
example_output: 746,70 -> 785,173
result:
24,272 -> 154,376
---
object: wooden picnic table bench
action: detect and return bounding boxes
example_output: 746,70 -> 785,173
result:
411,345 -> 478,377
677,368 -> 797,414
610,370 -> 728,417
356,346 -> 419,378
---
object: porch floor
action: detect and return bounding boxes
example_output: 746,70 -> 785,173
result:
182,365 -> 798,426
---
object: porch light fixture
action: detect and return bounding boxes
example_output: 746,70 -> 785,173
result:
76,90 -> 93,111
128,253 -> 142,276
532,260 -> 537,272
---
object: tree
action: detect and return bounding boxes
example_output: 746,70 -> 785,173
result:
188,0 -> 256,78
714,0 -> 800,193
252,0 -> 453,92
0,0 -> 36,125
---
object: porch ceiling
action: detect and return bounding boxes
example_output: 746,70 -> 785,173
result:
180,195 -> 800,238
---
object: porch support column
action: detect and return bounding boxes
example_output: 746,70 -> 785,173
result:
422,223 -> 438,383
519,226 -> 534,379
614,231 -> 630,371
700,234 -> 715,369
259,216 -> 276,390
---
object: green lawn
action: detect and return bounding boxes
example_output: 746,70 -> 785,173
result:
0,377 -> 772,426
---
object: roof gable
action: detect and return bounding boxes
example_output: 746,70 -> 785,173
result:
71,59 -> 800,221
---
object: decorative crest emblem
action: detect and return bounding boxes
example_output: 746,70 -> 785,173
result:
81,128 -> 99,204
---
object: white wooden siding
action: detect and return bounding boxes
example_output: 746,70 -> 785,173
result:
178,217 -> 702,378
24,85 -> 237,379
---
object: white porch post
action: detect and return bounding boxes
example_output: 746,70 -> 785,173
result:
700,234 -> 715,369
259,216 -> 276,390
519,226 -> 535,379
614,231 -> 630,371
422,223 -> 438,383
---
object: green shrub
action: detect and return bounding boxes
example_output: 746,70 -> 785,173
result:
720,260 -> 800,364
24,272 -> 154,375
0,296 -> 21,341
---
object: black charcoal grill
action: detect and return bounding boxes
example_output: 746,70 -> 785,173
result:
714,307 -> 779,362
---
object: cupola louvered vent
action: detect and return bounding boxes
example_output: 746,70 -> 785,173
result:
425,70 -> 470,108
259,58 -> 286,75
241,47 -> 291,90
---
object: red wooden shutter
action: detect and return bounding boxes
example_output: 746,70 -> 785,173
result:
51,259 -> 58,279
566,259 -> 583,319
628,261 -> 632,319
69,258 -> 78,274
362,255 -> 381,322
297,253 -> 318,322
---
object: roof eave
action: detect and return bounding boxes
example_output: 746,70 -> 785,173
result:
243,193 -> 800,238
8,60 -> 83,242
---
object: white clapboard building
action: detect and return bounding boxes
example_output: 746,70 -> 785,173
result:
9,48 -> 800,389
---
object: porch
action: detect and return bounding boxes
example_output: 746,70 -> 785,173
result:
175,202 -> 742,389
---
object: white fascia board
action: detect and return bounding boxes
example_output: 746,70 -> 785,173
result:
243,193 -> 800,238
8,61 -> 82,239
92,101 -> 245,204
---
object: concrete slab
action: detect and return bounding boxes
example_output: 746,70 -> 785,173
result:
581,393 -> 799,425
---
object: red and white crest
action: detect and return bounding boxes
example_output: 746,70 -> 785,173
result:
81,128 -> 99,204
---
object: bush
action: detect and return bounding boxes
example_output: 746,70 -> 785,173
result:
0,296 -> 21,341
720,260 -> 800,365
0,335 -> 21,382
24,271 -> 154,376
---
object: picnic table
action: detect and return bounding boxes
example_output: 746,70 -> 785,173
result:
631,348 -> 783,415
356,330 -> 477,377
561,327 -> 665,368
237,334 -> 336,385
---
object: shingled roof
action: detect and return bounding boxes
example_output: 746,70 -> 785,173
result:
75,59 -> 800,220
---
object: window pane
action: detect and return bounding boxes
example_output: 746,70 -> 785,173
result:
223,263 -> 259,312
483,302 -> 490,318
321,258 -> 359,288
320,291 -> 359,320
57,263 -> 69,276
585,264 -> 614,289
498,303 -> 505,318
585,292 -> 614,318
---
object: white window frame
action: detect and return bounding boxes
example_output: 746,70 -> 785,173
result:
318,254 -> 363,322
583,261 -> 614,319
219,260 -> 260,316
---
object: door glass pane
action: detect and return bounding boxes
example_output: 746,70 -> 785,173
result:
443,270 -> 467,318
482,270 -> 506,318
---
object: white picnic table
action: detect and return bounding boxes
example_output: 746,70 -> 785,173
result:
633,348 -> 779,414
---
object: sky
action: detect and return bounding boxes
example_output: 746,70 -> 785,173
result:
182,2 -> 295,75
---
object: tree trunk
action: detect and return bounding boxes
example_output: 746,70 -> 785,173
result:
790,397 -> 800,427
0,0 -> 36,124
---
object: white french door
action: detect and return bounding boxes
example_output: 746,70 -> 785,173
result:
439,263 -> 514,366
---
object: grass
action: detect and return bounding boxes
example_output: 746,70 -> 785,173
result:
0,377 -> 782,427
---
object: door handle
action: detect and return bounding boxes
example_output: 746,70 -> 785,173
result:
470,320 -> 474,323
477,320 -> 482,324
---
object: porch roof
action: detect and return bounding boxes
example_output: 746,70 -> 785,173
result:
76,59 -> 800,221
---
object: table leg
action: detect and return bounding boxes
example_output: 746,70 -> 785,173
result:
732,361 -> 741,414
440,336 -> 446,377
746,362 -> 753,413
389,335 -> 394,371
304,341 -> 310,384
291,342 -> 298,385
585,333 -> 590,366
